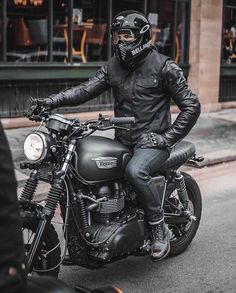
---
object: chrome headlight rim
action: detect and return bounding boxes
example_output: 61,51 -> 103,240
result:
23,131 -> 49,162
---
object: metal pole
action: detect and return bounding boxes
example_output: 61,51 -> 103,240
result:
185,0 -> 191,65
180,2 -> 186,64
143,0 -> 147,16
171,0 -> 178,61
68,0 -> 73,63
48,0 -> 53,62
107,0 -> 112,59
1,0 -> 7,62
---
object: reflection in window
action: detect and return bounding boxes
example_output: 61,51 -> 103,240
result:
5,0 -> 109,63
222,0 -> 236,64
147,0 -> 189,64
1,0 -> 190,65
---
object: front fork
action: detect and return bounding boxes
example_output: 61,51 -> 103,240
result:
24,140 -> 77,271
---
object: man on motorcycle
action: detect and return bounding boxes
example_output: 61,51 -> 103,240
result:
29,10 -> 201,261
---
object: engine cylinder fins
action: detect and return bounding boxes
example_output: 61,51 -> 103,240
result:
98,196 -> 125,214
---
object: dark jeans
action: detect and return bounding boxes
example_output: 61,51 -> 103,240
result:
125,147 -> 170,224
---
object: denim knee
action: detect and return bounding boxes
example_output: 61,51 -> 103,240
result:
125,162 -> 148,183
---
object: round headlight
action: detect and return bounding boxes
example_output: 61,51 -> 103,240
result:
24,132 -> 48,162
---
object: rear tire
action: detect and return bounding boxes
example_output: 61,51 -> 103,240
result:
21,209 -> 61,277
165,172 -> 202,256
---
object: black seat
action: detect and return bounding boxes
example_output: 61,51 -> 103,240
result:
161,140 -> 196,170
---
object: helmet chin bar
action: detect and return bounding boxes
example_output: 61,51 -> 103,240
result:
115,40 -> 151,64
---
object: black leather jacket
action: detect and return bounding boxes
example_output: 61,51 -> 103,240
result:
49,47 -> 201,147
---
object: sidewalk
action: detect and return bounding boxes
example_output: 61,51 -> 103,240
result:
4,108 -> 236,198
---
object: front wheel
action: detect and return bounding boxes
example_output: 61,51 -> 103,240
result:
21,208 -> 61,277
164,172 -> 202,256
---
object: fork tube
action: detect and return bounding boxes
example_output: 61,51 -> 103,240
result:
27,181 -> 64,271
27,140 -> 76,271
60,140 -> 77,176
27,217 -> 47,270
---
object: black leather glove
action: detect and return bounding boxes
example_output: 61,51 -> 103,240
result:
25,97 -> 56,120
136,132 -> 167,149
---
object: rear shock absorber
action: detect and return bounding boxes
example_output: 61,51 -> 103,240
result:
20,171 -> 38,201
174,171 -> 189,210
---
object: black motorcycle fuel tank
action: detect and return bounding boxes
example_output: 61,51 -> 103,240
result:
76,136 -> 131,183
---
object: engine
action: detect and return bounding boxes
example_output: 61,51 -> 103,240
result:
67,181 -> 148,265
90,181 -> 126,224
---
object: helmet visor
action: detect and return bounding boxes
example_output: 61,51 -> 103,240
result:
112,29 -> 138,45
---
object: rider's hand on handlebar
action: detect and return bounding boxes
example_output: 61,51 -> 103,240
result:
25,97 -> 53,120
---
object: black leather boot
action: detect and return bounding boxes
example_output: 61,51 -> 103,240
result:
149,221 -> 170,261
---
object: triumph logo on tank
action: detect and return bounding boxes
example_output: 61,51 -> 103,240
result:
91,157 -> 118,169
131,42 -> 151,56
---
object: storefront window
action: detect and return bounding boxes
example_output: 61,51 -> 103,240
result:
147,0 -> 189,64
222,0 -> 236,64
0,0 -> 190,65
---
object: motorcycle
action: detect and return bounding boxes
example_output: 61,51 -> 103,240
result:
19,107 -> 203,278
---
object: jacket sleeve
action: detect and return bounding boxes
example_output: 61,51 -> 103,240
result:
162,60 -> 201,147
49,65 -> 111,108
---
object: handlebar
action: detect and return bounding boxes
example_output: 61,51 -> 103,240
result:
110,116 -> 135,125
25,107 -> 135,138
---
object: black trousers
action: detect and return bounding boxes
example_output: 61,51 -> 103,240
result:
125,147 -> 169,224
0,122 -> 26,293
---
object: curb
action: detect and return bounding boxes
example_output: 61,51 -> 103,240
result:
186,149 -> 236,168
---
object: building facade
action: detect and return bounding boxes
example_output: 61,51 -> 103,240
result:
0,0 -> 235,118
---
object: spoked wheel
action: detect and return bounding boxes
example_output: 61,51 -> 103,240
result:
164,172 -> 202,256
21,211 -> 61,277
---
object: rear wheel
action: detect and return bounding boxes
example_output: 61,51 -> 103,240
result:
164,172 -> 202,256
21,209 -> 61,277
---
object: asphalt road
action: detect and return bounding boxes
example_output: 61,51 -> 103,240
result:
58,161 -> 236,293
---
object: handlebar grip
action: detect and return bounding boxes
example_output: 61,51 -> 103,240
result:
110,116 -> 135,125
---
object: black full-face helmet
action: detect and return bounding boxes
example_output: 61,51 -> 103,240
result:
111,10 -> 152,64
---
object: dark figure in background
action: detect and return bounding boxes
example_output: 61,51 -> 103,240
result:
0,121 -> 27,293
30,10 -> 201,261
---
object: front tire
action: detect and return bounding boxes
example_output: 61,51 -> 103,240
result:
21,208 -> 61,277
165,172 -> 202,256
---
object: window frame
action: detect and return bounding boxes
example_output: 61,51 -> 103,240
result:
0,0 -> 190,74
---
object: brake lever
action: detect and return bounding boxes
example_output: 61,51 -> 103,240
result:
98,125 -> 130,131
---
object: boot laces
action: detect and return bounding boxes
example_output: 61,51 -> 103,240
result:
151,223 -> 164,242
